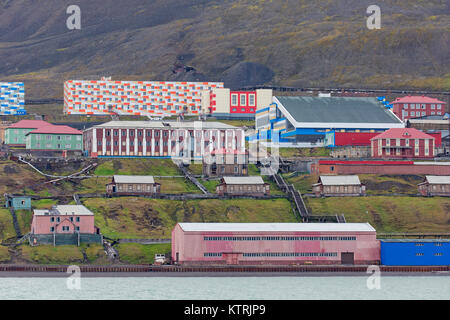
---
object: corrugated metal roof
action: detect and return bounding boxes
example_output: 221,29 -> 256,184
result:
178,222 -> 376,232
7,120 -> 51,129
93,121 -> 237,129
275,96 -> 402,124
222,176 -> 264,185
425,175 -> 450,184
26,125 -> 82,135
393,96 -> 446,104
113,175 -> 155,184
319,175 -> 361,185
34,205 -> 93,216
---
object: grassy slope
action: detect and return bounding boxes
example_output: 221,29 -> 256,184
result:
305,196 -> 450,233
0,246 -> 10,262
94,159 -> 180,176
115,243 -> 171,264
278,147 -> 331,158
83,197 -> 296,239
0,209 -> 16,241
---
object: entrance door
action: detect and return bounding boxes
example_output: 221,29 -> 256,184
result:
224,253 -> 240,265
112,186 -> 117,193
341,252 -> 354,265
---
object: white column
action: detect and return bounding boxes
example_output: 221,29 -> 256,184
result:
92,128 -> 97,153
134,129 -> 138,155
232,130 -> 236,150
184,130 -> 188,157
176,130 -> 180,157
225,130 -> 229,149
160,131 -> 163,156
126,129 -> 130,155
102,128 -> 106,155
201,130 -> 205,156
241,129 -> 245,152
119,129 -> 122,156
151,130 -> 155,156
143,130 -> 147,155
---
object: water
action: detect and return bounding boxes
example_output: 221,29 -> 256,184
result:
0,276 -> 449,300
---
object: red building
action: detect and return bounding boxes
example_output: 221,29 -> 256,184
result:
371,128 -> 435,159
392,96 -> 446,121
171,223 -> 380,265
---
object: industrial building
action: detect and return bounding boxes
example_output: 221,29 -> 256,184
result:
312,175 -> 366,197
0,82 -> 25,116
417,176 -> 450,197
252,96 -> 404,147
392,96 -> 446,121
216,176 -> 269,196
106,175 -> 160,196
370,128 -> 436,159
380,240 -> 449,266
64,79 -> 223,117
171,222 -> 380,265
30,205 -> 101,246
83,120 -> 245,160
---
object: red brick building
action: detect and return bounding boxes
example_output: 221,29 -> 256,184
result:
392,96 -> 446,121
371,128 -> 435,159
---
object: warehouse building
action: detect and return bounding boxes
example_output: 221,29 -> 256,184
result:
106,175 -> 160,196
0,82 -> 25,116
25,125 -> 83,151
216,176 -> 269,196
370,128 -> 436,159
30,205 -> 102,246
64,79 -> 223,117
171,222 -> 380,265
392,96 -> 446,121
312,175 -> 366,197
252,96 -> 404,147
83,121 -> 245,160
417,176 -> 450,197
380,240 -> 449,266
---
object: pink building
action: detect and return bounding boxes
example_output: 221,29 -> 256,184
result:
31,205 -> 97,235
392,96 -> 446,121
171,223 -> 380,265
371,128 -> 436,159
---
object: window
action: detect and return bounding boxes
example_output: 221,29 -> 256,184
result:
76,217 -> 80,222
249,94 -> 255,106
240,94 -> 246,106
50,227 -> 54,232
51,217 -> 55,222
76,226 -> 80,231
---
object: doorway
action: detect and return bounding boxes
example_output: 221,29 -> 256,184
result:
341,252 -> 354,265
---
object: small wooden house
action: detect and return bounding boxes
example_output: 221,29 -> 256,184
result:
216,176 -> 269,196
5,195 -> 32,210
418,176 -> 450,197
106,175 -> 161,196
312,175 -> 365,197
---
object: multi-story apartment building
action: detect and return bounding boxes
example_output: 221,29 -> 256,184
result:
392,96 -> 447,121
0,82 -> 25,115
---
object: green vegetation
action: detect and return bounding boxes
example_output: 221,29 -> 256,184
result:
0,209 -> 16,241
21,245 -> 85,265
305,196 -> 450,233
156,177 -> 201,194
31,199 -> 58,209
0,246 -> 10,262
15,210 -> 33,236
94,159 -> 180,176
359,174 -> 424,195
115,243 -> 171,264
83,197 -> 296,239
283,173 -> 318,194
200,179 -> 220,193
278,147 -> 331,158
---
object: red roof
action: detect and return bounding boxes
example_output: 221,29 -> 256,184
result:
319,160 -> 414,165
393,96 -> 445,104
26,125 -> 82,135
371,128 -> 434,140
7,120 -> 52,129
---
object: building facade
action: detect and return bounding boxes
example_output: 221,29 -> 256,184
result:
0,82 -> 25,116
4,195 -> 32,210
4,120 -> 52,147
202,149 -> 248,177
252,96 -> 404,147
83,121 -> 245,160
312,175 -> 366,197
216,176 -> 269,196
106,175 -> 161,195
25,125 -> 83,151
392,96 -> 446,121
371,128 -> 435,159
64,80 -> 223,117
417,176 -> 450,197
172,223 -> 380,265
380,240 -> 450,266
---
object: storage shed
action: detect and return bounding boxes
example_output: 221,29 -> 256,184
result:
216,176 -> 269,196
418,176 -> 450,196
172,222 -> 380,265
106,175 -> 160,195
312,175 -> 365,197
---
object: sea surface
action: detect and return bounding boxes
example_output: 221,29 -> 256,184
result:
0,275 -> 449,300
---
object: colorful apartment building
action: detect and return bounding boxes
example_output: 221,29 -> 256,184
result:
171,223 -> 380,265
4,120 -> 52,147
371,128 -> 436,159
202,88 -> 273,119
25,125 -> 83,151
64,80 -> 223,117
0,82 -> 25,115
83,121 -> 245,159
392,96 -> 446,121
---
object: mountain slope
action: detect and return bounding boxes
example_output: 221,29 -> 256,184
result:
0,0 -> 449,98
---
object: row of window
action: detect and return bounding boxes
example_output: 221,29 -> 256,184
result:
415,253 -> 444,256
415,243 -> 443,246
50,226 -> 80,232
402,103 -> 442,109
231,93 -> 256,107
203,236 -> 357,241
404,111 -> 442,117
203,252 -> 338,257
50,217 -> 81,223
34,143 -> 81,149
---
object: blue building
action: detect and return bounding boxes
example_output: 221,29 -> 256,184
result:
5,195 -> 32,210
0,82 -> 26,115
251,96 -> 404,147
381,239 -> 450,266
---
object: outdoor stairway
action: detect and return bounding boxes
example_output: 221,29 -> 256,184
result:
177,162 -> 209,194
73,193 -> 81,205
8,207 -> 22,238
286,184 -> 310,221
